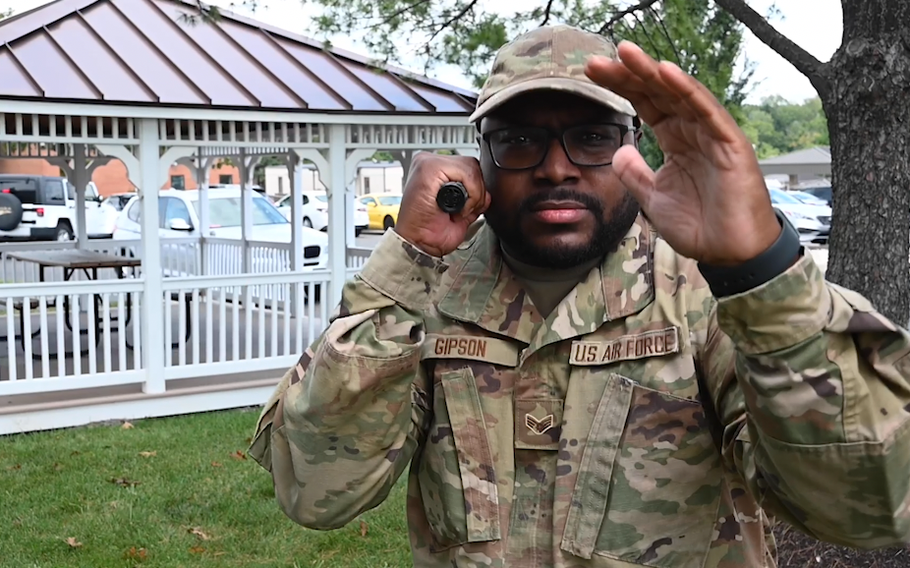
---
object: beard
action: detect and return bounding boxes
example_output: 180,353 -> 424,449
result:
486,188 -> 641,269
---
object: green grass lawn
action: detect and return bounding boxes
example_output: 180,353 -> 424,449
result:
0,408 -> 411,568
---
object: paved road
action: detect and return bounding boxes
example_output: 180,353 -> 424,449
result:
354,230 -> 383,250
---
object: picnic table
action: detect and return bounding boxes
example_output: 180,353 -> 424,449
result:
5,250 -> 141,356
8,249 -> 141,281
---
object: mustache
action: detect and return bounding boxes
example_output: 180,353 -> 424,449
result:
518,188 -> 604,215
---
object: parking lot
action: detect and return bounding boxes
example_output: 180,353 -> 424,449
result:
354,230 -> 384,250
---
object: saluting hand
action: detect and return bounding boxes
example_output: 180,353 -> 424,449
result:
585,41 -> 781,266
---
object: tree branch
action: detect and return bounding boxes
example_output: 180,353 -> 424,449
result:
628,11 -> 668,63
597,0 -> 661,35
645,6 -> 682,65
541,0 -> 556,26
426,0 -> 481,44
375,0 -> 434,29
713,0 -> 830,97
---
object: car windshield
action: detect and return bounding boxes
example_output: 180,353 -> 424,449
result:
794,193 -> 824,204
377,195 -> 402,206
67,182 -> 99,201
805,187 -> 831,199
193,196 -> 288,227
769,189 -> 801,205
314,194 -> 328,203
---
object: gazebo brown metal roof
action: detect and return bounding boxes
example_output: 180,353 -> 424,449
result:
0,0 -> 477,114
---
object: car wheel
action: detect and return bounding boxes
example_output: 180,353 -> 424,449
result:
0,193 -> 23,231
383,216 -> 395,230
303,217 -> 313,228
56,223 -> 73,241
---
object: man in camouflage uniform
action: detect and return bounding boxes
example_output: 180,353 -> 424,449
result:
249,25 -> 910,567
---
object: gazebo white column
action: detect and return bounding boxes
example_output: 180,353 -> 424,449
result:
327,125 -> 347,307
106,129 -> 193,395
284,151 -> 303,313
72,146 -> 88,246
138,118 -> 166,394
47,145 -> 111,246
286,151 -> 302,273
238,149 -> 261,274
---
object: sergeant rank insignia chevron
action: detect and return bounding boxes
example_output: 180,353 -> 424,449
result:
525,413 -> 555,435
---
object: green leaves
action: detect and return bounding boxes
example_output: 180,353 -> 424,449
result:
741,96 -> 829,159
286,0 -> 749,170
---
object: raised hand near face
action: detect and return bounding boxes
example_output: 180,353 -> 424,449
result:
585,41 -> 782,266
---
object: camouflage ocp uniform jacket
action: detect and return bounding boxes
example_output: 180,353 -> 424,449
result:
249,215 -> 910,568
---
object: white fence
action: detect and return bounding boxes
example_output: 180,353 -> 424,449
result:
0,239 -> 372,280
0,278 -> 144,396
0,238 -> 374,402
160,272 -> 329,379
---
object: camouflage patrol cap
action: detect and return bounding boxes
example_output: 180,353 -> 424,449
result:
470,24 -> 636,123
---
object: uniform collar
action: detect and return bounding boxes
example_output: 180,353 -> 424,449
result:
437,214 -> 656,350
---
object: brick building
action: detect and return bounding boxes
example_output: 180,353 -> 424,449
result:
0,158 -> 239,196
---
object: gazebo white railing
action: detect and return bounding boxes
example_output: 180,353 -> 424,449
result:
0,110 -> 478,434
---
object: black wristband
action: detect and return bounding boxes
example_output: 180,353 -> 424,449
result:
697,209 -> 802,297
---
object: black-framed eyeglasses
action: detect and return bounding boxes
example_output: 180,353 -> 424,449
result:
481,123 -> 638,170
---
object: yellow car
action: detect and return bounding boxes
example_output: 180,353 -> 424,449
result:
358,193 -> 402,230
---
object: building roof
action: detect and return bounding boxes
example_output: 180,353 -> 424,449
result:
0,0 -> 478,115
759,146 -> 830,166
758,146 -> 831,176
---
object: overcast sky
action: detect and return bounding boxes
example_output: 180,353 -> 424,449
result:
10,0 -> 842,104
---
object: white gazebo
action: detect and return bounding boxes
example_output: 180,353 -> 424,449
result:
0,0 -> 479,434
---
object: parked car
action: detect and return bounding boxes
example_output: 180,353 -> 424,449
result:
799,185 -> 832,207
209,183 -> 266,195
790,191 -> 828,206
0,175 -> 108,241
97,193 -> 137,237
769,188 -> 830,244
102,193 -> 137,212
357,193 -> 402,230
275,191 -> 369,236
112,188 -> 328,273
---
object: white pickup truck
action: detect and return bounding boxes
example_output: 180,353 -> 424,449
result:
0,175 -> 109,241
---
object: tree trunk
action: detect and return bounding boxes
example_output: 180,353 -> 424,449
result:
714,1 -> 910,564
774,1 -> 910,565
823,0 -> 910,327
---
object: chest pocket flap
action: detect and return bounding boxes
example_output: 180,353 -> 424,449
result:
560,372 -> 723,567
417,365 -> 503,551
